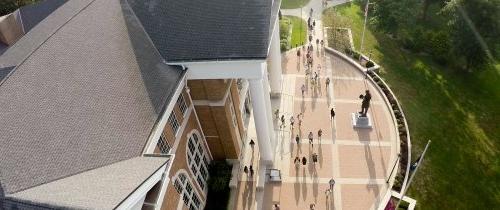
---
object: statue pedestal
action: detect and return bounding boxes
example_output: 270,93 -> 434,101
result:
351,112 -> 372,129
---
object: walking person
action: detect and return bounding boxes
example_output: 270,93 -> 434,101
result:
249,139 -> 255,150
280,115 -> 285,128
301,84 -> 306,97
274,204 -> 280,210
302,156 -> 307,166
243,166 -> 248,175
320,39 -> 324,48
290,116 -> 295,129
310,203 -> 315,210
298,116 -> 302,127
296,48 -> 301,62
249,165 -> 254,177
295,134 -> 300,145
318,129 -> 323,142
326,77 -> 331,89
308,132 -> 314,147
274,108 -> 280,120
316,38 -> 319,47
294,157 -> 301,168
330,108 -> 335,120
329,178 -> 336,191
312,153 -> 318,164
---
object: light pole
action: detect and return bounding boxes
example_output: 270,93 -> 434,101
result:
300,6 -> 303,46
396,140 -> 431,209
359,0 -> 371,55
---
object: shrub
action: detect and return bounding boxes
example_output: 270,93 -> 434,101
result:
366,60 -> 375,68
280,40 -> 288,52
427,31 -> 451,64
344,48 -> 352,55
279,20 -> 290,40
352,51 -> 361,60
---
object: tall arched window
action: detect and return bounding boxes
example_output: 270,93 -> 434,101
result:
186,131 -> 210,192
173,171 -> 202,210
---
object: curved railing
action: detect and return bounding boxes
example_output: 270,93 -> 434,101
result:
324,46 -> 412,208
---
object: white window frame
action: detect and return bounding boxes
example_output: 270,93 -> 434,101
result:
168,112 -> 180,136
157,133 -> 171,154
186,130 -> 210,193
177,94 -> 188,116
172,170 -> 204,210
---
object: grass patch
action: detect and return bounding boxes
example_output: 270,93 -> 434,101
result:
281,0 -> 310,9
285,15 -> 307,48
324,3 -> 500,209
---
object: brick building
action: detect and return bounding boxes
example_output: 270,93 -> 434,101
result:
0,0 -> 281,209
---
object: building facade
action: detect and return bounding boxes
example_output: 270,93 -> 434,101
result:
0,0 -> 282,209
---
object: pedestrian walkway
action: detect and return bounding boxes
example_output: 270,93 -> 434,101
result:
232,1 -> 398,210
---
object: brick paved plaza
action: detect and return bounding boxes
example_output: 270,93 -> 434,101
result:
231,1 -> 398,209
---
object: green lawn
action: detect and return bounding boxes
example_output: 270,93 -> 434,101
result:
285,15 -> 307,48
281,0 -> 310,9
324,3 -> 500,210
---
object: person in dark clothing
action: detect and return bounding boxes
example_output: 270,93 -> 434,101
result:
302,156 -> 307,165
330,108 -> 335,120
295,134 -> 300,144
249,165 -> 254,177
249,139 -> 255,151
244,166 -> 248,175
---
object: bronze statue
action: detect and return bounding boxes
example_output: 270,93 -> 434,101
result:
359,90 -> 372,117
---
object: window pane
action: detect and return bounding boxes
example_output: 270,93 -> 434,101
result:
174,179 -> 183,194
177,94 -> 188,114
188,140 -> 195,154
200,165 -> 208,180
179,173 -> 187,183
197,176 -> 204,190
168,113 -> 179,134
192,133 -> 198,144
203,156 -> 209,167
183,193 -> 190,206
157,134 -> 170,154
185,182 -> 192,194
192,193 -> 200,207
197,144 -> 203,155
194,154 -> 200,166
191,164 -> 197,175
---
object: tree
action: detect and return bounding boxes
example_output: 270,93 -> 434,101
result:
444,0 -> 500,71
421,0 -> 445,21
371,0 -> 420,36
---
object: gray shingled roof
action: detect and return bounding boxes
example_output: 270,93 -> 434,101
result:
19,0 -> 68,32
3,156 -> 170,210
0,0 -> 183,197
126,0 -> 279,62
0,0 -> 95,68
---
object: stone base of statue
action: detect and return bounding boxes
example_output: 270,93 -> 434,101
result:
352,112 -> 372,129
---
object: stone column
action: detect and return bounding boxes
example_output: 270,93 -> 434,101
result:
262,69 -> 275,145
268,19 -> 282,96
249,78 -> 273,163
